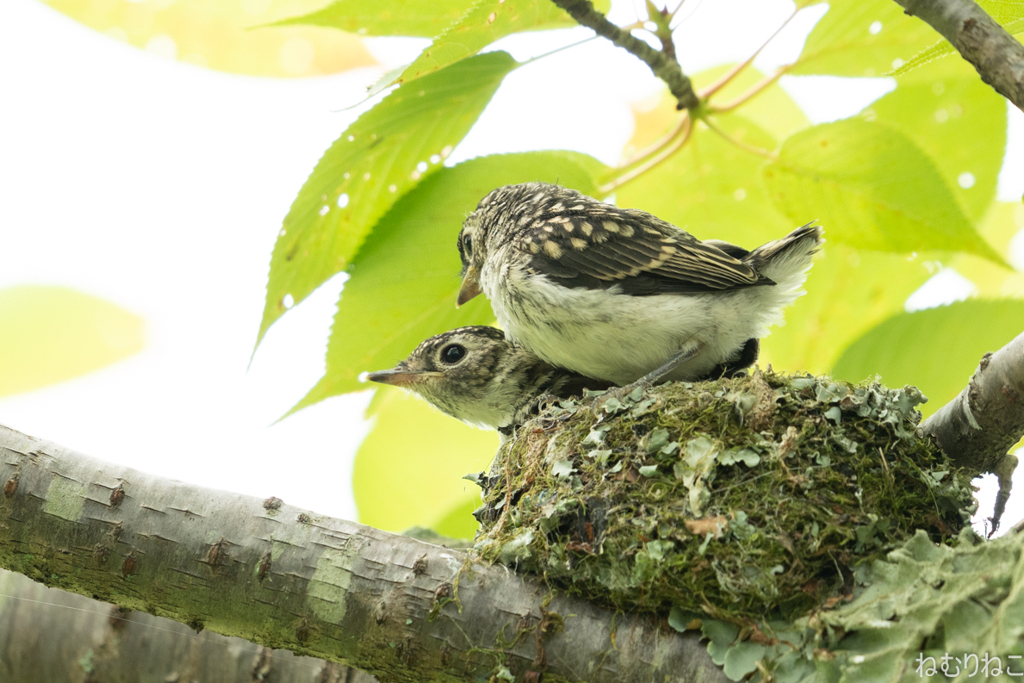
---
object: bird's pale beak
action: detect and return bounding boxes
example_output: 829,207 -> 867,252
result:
365,369 -> 441,386
457,267 -> 482,307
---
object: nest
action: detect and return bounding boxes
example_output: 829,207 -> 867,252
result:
470,371 -> 976,622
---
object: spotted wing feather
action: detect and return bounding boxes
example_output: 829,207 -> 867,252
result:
512,195 -> 771,295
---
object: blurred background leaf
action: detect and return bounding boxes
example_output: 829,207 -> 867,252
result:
46,0 -> 375,76
0,286 -> 144,397
831,300 -> 1024,417
791,0 -> 937,77
763,118 -> 1004,263
353,386 -> 496,537
272,0 -> 473,37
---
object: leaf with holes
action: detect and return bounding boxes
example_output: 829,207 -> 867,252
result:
257,51 -> 517,349
289,150 -> 606,414
791,0 -> 938,77
864,58 -> 1005,222
831,300 -> 1024,417
763,118 -> 1005,264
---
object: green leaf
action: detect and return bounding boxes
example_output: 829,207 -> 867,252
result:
375,0 -> 605,95
0,286 -> 145,397
353,386 -> 497,533
271,0 -> 471,37
617,114 -> 795,249
951,202 -> 1024,298
792,0 -> 938,77
257,51 -> 517,348
831,300 -> 1024,417
863,58 -> 1005,222
291,150 -> 606,412
760,245 -> 931,374
891,1 -> 1024,76
763,118 -> 1004,264
431,496 -> 482,540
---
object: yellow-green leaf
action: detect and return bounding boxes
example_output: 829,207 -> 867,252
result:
47,0 -> 374,77
863,58 -> 1005,222
763,118 -> 1004,264
353,386 -> 496,533
377,0 -> 607,94
951,203 -> 1024,298
617,114 -> 794,248
831,300 -> 1024,417
290,150 -> 606,413
792,0 -> 937,78
257,51 -> 517,349
0,286 -> 145,397
759,246 -> 932,374
271,0 -> 473,37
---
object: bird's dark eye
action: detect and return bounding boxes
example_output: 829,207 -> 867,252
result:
441,344 -> 467,364
462,234 -> 473,257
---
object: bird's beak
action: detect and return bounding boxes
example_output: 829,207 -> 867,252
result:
457,267 -> 482,307
365,369 -> 442,387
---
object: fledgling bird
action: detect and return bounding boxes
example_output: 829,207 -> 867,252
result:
365,326 -> 613,438
456,182 -> 823,386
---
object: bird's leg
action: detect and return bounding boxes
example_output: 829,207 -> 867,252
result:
634,343 -> 703,387
595,343 -> 703,410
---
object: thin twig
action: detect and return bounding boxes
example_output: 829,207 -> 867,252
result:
550,0 -> 699,110
619,110 -> 690,169
699,8 -> 798,99
598,114 -> 693,194
707,65 -> 791,113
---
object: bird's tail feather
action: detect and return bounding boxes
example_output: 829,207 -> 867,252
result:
746,222 -> 824,286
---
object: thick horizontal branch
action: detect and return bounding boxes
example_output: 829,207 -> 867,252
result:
922,331 -> 1024,473
0,424 -> 724,683
550,0 -> 700,110
894,0 -> 1024,111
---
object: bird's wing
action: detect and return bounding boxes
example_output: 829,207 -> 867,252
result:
515,205 -> 771,294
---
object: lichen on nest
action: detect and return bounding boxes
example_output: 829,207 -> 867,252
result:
470,370 -> 977,623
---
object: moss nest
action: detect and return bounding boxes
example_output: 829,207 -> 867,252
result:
470,371 -> 976,622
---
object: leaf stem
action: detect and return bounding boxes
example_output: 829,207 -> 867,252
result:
702,116 -> 778,160
699,7 -> 798,99
707,64 -> 791,113
598,113 -> 692,194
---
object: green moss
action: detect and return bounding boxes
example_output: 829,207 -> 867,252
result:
472,371 -> 976,623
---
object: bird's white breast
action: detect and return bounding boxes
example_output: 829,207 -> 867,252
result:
481,247 -> 807,385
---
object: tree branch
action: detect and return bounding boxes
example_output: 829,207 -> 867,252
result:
0,424 -> 724,683
922,331 -> 1024,473
550,0 -> 700,110
894,0 -> 1024,112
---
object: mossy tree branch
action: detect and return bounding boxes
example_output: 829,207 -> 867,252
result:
0,424 -> 723,683
549,0 -> 700,110
894,0 -> 1024,112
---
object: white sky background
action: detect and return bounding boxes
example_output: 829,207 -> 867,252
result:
0,0 -> 1022,529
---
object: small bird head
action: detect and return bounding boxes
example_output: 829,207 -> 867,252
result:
457,183 -> 554,307
365,326 -> 538,429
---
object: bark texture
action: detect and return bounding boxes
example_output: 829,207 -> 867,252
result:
894,0 -> 1024,111
0,568 -> 375,683
0,424 -> 724,683
922,331 -> 1024,473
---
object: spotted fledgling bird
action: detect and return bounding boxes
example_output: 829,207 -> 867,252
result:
365,326 -> 613,438
456,182 -> 823,386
